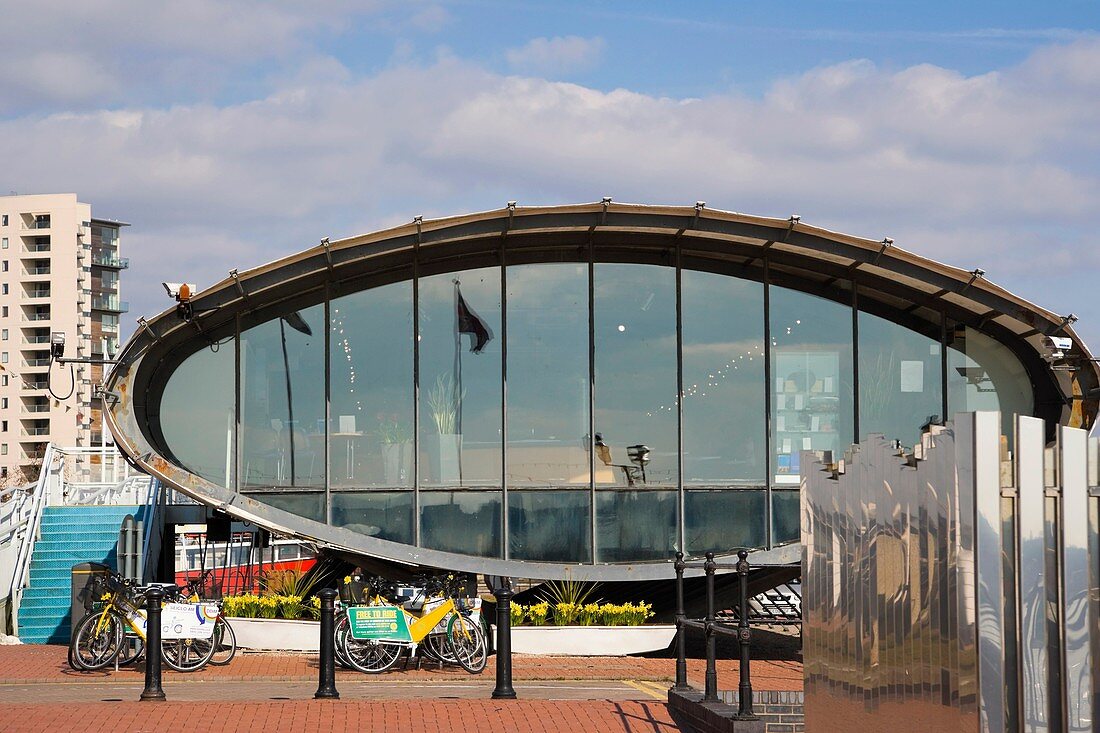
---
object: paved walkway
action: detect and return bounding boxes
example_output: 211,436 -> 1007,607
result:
0,645 -> 803,732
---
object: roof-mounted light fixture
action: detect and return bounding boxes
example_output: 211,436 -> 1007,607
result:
601,196 -> 613,206
320,237 -> 332,270
507,200 -> 517,211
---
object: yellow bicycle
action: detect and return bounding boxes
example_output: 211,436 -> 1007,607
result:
69,573 -> 217,672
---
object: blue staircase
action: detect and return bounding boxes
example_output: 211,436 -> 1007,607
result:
17,505 -> 143,644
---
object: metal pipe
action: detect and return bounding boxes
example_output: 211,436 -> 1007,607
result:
674,551 -> 689,690
492,578 -> 518,699
140,587 -> 166,701
704,551 -> 718,702
314,588 -> 340,699
735,549 -> 757,720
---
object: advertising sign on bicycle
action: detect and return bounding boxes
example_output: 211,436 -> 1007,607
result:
348,605 -> 412,642
162,602 -> 218,639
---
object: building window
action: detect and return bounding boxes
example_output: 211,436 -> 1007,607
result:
1,215 -> 6,226
1,284 -> 7,296
1,261 -> 7,272
1,307 -> 6,317
2,398 -> 7,409
1,238 -> 6,249
2,421 -> 7,432
1,467 -> 7,478
1,329 -> 6,340
1,376 -> 6,386
0,445 -> 7,456
1,352 -> 7,364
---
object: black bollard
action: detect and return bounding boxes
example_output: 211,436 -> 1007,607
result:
673,552 -> 690,691
140,587 -> 166,701
314,588 -> 340,699
491,578 -> 517,699
734,550 -> 757,720
703,551 -> 718,702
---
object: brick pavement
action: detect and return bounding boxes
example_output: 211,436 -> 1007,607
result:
0,645 -> 803,733
0,699 -> 684,733
0,644 -> 803,689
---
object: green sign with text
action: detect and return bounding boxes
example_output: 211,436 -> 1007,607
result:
347,605 -> 411,641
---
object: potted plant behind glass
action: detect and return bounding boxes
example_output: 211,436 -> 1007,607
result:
377,413 -> 412,485
425,374 -> 465,484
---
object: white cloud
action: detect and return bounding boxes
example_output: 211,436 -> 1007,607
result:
1,40 -> 1099,347
505,36 -> 606,75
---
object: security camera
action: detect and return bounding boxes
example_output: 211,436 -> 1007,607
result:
50,332 -> 65,360
162,282 -> 197,302
1040,335 -> 1073,363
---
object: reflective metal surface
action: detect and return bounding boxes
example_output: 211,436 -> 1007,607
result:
1059,425 -> 1092,732
803,412 -> 1100,732
1015,415 -> 1049,731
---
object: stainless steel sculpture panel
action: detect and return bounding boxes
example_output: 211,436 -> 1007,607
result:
803,412 -> 1098,733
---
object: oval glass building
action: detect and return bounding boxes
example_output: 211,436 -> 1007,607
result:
105,203 -> 1100,579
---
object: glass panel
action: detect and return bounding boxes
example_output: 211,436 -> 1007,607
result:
159,340 -> 235,488
947,325 -> 1033,437
506,264 -> 591,488
420,491 -> 501,557
247,492 -> 325,524
331,491 -> 413,544
769,287 -> 854,486
772,490 -> 800,545
418,268 -> 501,487
596,490 -> 677,562
508,490 -> 591,562
858,311 -> 943,448
330,282 -> 414,488
681,270 -> 766,485
593,263 -> 677,488
241,302 -> 325,490
685,489 -> 766,555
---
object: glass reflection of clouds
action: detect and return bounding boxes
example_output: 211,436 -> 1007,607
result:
155,259 -> 1039,565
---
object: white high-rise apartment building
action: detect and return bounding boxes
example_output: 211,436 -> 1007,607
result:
0,193 -> 127,484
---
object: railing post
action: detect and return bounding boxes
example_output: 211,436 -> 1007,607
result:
704,551 -> 718,702
314,588 -> 340,699
673,551 -> 690,691
492,578 -> 517,699
140,587 -> 166,701
735,549 -> 757,720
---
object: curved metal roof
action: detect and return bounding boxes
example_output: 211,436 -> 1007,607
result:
103,201 -> 1100,580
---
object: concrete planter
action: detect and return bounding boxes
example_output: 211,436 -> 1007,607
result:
510,624 -> 676,656
228,617 -> 319,652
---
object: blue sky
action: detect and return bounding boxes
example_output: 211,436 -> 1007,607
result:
1,1 -> 1099,349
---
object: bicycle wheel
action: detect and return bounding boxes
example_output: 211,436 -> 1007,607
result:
71,611 -> 123,671
161,634 -> 216,672
447,613 -> 487,674
333,614 -> 353,669
342,633 -> 402,674
208,617 -> 236,666
116,632 -> 146,666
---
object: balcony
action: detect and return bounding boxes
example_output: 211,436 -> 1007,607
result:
26,266 -> 50,276
22,404 -> 49,414
22,380 -> 47,390
91,295 -> 128,313
21,219 -> 50,231
24,243 -> 50,253
23,427 -> 50,436
25,289 -> 50,299
91,253 -> 129,269
25,335 -> 49,344
24,313 -> 50,322
23,358 -> 50,368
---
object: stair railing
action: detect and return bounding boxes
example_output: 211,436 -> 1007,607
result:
8,443 -> 58,633
139,478 -> 163,583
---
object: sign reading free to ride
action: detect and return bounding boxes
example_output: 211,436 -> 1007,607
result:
348,605 -> 412,642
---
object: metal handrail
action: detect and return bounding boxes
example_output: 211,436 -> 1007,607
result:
673,550 -> 757,720
9,444 -> 56,622
138,478 -> 162,583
